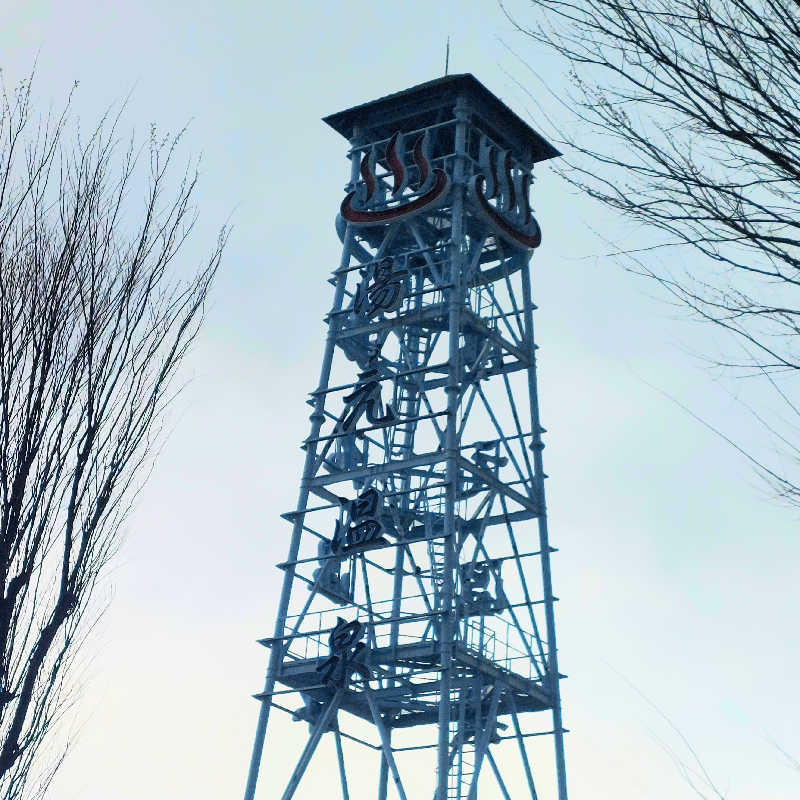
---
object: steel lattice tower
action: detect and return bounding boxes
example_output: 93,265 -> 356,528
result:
243,74 -> 567,800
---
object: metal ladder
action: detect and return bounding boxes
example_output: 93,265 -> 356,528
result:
426,512 -> 447,611
388,327 -> 430,461
389,376 -> 420,461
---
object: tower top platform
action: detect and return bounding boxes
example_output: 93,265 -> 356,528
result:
323,73 -> 560,164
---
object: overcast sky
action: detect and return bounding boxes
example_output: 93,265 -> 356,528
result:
2,1 -> 798,799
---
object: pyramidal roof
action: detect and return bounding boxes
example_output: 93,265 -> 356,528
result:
323,73 -> 560,164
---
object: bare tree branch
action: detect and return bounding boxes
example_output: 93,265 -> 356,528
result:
0,73 -> 227,798
504,0 -> 800,500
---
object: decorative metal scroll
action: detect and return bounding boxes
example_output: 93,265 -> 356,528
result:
468,137 -> 542,250
290,694 -> 337,733
311,537 -> 352,605
341,130 -> 451,226
461,440 -> 509,498
459,560 -> 509,617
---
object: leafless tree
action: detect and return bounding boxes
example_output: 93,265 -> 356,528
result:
0,76 -> 226,798
502,0 -> 800,499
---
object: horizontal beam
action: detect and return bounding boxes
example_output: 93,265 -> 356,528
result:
307,451 -> 447,488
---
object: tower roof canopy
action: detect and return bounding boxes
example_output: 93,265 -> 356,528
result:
323,73 -> 560,164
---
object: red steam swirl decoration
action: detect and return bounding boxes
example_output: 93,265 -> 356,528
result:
384,132 -> 406,196
468,140 -> 541,250
341,130 -> 450,227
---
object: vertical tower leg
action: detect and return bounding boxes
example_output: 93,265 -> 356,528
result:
437,98 -> 470,800
520,256 -> 569,800
242,152 -> 360,800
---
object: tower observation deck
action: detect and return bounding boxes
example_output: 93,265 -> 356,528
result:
243,73 -> 568,800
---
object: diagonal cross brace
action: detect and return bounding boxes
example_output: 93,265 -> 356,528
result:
280,687 -> 344,800
364,686 -> 409,800
467,683 -> 504,800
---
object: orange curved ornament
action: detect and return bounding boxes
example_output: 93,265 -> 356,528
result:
341,132 -> 451,227
469,173 -> 542,250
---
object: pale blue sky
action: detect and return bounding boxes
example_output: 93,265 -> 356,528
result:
2,1 -> 798,799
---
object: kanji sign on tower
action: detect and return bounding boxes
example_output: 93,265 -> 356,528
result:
244,74 -> 568,800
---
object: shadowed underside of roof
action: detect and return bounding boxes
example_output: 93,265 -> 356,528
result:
323,73 -> 560,164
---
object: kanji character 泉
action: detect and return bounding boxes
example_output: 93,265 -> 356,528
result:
315,617 -> 371,689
